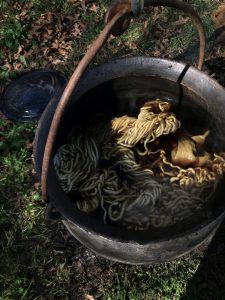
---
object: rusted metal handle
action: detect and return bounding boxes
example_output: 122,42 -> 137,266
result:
106,0 -> 205,69
41,0 -> 206,200
143,0 -> 205,70
41,9 -> 131,200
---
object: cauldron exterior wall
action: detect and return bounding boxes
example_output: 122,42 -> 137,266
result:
62,215 -> 223,265
34,57 -> 225,264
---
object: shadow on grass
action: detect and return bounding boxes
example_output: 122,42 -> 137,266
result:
180,220 -> 225,300
179,55 -> 225,300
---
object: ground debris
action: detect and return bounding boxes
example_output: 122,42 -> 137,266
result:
1,4 -> 86,73
85,295 -> 95,300
212,4 -> 225,45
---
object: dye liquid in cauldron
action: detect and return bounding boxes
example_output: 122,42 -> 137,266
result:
53,99 -> 225,232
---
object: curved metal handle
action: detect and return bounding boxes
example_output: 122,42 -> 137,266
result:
105,0 -> 206,70
41,9 -> 131,200
143,0 -> 205,70
41,0 -> 206,200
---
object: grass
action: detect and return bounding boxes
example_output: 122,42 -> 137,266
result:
0,0 -> 225,299
167,0 -> 218,53
103,256 -> 201,300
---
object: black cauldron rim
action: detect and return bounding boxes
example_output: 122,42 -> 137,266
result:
34,56 -> 225,245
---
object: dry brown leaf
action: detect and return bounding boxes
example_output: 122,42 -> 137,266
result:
26,12 -> 83,64
89,3 -> 98,13
43,48 -> 49,56
52,59 -> 64,65
26,142 -> 33,150
0,112 -> 8,120
20,10 -> 27,17
4,62 -> 13,72
212,4 -> 225,28
34,182 -> 41,190
14,63 -> 23,70
212,4 -> 225,45
85,295 -> 95,300
46,29 -> 53,35
72,23 -> 82,37
2,7 -> 87,71
171,15 -> 189,26
14,2 -> 21,10
52,40 -> 59,50
58,49 -> 69,57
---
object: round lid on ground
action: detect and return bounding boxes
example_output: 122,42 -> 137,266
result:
0,69 -> 67,122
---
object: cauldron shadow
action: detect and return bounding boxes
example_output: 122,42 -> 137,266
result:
180,219 -> 225,300
178,56 -> 225,300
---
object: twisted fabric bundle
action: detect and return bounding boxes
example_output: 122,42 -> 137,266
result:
112,100 -> 180,155
54,99 -> 224,230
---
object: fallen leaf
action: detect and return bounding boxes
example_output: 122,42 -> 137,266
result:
89,3 -> 98,13
212,4 -> 225,45
72,23 -> 82,37
26,141 -> 33,149
212,4 -> 225,28
34,182 -> 40,190
85,295 -> 95,300
171,15 -> 189,26
52,59 -> 64,65
0,112 -> 8,120
14,45 -> 23,60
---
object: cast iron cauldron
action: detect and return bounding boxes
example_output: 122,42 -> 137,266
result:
34,0 -> 225,264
